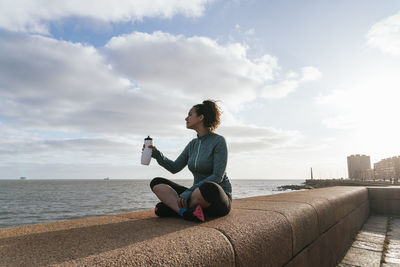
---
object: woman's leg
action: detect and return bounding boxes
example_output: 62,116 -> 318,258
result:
198,182 -> 232,217
152,184 -> 181,212
150,177 -> 188,214
154,202 -> 179,217
189,188 -> 211,209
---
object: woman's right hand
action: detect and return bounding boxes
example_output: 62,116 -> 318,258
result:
142,144 -> 157,151
178,197 -> 188,209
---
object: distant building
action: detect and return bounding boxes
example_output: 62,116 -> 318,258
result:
347,154 -> 371,180
374,156 -> 400,181
362,168 -> 375,180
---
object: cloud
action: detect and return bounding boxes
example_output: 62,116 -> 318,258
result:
0,0 -> 214,34
245,28 -> 256,36
106,31 -> 320,107
0,30 -> 319,145
0,32 -> 319,142
260,66 -> 321,98
0,137 -> 128,156
367,11 -> 400,56
105,31 -> 276,108
317,68 -> 400,132
0,32 -> 188,136
0,31 -> 320,138
0,30 -> 319,178
219,125 -> 302,153
300,66 -> 322,82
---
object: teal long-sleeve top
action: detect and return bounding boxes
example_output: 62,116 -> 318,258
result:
152,132 -> 232,200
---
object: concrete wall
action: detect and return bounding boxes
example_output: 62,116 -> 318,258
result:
0,186 -> 370,267
369,186 -> 400,215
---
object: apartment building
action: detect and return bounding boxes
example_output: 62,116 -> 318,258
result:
347,154 -> 371,180
374,156 -> 400,181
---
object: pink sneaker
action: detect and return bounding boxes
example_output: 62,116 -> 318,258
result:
192,205 -> 205,222
182,205 -> 205,222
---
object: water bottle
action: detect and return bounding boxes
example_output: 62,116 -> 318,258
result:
141,136 -> 153,165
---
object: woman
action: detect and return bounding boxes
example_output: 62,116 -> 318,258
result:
149,100 -> 232,222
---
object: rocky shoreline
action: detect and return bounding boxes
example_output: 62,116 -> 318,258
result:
277,179 -> 395,191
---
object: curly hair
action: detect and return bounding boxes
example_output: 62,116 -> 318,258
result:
193,100 -> 222,131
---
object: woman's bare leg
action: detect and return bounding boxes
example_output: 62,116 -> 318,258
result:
152,184 -> 180,212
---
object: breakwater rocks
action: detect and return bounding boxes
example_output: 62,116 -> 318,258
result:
276,184 -> 314,191
277,179 -> 393,191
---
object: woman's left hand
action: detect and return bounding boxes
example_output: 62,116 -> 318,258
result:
178,197 -> 188,209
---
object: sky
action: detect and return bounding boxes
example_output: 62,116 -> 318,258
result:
0,0 -> 399,180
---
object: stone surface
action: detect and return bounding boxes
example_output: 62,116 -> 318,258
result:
286,224 -> 338,267
244,190 -> 336,234
369,187 -> 400,215
351,240 -> 383,252
0,214 -> 135,239
370,200 -> 400,215
356,231 -> 385,244
202,209 -> 292,267
0,214 -> 234,266
243,186 -> 368,235
336,203 -> 370,258
362,215 -> 388,234
340,247 -> 382,267
382,263 -> 400,267
339,215 -> 388,267
384,217 -> 400,266
232,199 -> 318,255
287,203 -> 369,267
298,186 -> 368,221
58,227 -> 235,267
3,187 -> 400,267
368,187 -> 400,200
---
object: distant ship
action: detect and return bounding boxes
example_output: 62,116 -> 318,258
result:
19,177 -> 27,180
104,177 -> 110,180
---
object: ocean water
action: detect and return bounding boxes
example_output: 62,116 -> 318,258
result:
0,179 -> 304,229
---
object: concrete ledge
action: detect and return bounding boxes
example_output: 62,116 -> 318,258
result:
0,211 -> 235,266
368,186 -> 400,200
0,186 -> 371,266
202,209 -> 292,267
232,199 -> 318,255
241,186 -> 368,235
369,187 -> 400,215
61,227 -> 235,266
286,201 -> 369,267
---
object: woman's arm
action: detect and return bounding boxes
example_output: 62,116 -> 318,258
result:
152,143 -> 190,174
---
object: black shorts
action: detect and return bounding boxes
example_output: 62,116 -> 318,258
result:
150,177 -> 232,218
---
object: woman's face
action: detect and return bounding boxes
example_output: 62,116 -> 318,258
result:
185,107 -> 203,130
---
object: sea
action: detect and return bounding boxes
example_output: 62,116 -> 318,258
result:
0,179 -> 304,229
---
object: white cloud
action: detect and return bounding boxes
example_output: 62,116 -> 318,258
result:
321,115 -> 358,130
0,31 -> 319,132
367,11 -> 400,56
106,31 -> 277,108
0,0 -> 213,34
245,28 -> 256,36
106,31 -> 320,107
316,68 -> 400,144
300,66 -> 322,82
0,31 -> 318,147
219,125 -> 302,153
260,66 -> 321,98
0,32 -> 189,137
0,30 -> 320,179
